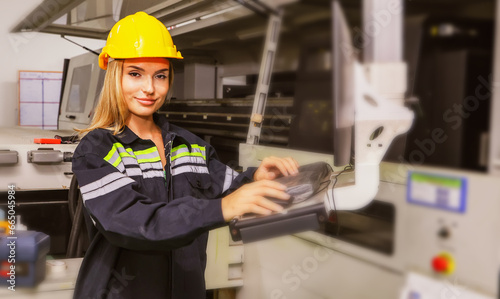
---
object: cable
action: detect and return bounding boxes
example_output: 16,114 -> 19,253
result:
328,163 -> 353,236
61,35 -> 99,56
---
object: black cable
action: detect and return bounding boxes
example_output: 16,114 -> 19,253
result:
61,35 -> 99,56
328,163 -> 353,235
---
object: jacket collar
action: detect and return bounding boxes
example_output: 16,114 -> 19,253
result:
115,113 -> 171,144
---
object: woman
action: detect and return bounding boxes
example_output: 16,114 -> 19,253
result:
72,12 -> 298,299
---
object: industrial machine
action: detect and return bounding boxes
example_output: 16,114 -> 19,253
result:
230,1 -> 500,298
237,147 -> 500,299
0,127 -> 77,255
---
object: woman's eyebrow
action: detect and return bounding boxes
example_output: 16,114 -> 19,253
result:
155,68 -> 169,74
125,65 -> 169,74
126,65 -> 145,71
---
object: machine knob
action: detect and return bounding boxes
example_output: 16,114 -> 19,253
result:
431,253 -> 455,274
438,227 -> 450,239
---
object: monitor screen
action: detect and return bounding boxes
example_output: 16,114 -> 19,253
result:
58,50 -> 105,130
66,65 -> 92,113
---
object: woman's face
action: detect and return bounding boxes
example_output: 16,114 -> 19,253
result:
121,57 -> 170,118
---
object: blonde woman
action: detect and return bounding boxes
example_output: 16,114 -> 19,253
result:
72,12 -> 298,299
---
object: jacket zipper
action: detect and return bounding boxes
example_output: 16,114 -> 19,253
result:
163,134 -> 174,299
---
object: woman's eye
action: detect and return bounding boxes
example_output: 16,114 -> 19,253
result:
129,72 -> 141,77
156,74 -> 167,80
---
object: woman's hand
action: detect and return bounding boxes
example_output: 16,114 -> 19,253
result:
253,156 -> 299,181
221,180 -> 290,221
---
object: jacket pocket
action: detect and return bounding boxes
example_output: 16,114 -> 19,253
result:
173,172 -> 215,199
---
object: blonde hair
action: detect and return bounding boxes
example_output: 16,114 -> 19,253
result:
77,58 -> 174,136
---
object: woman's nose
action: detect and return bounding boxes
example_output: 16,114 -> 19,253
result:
141,76 -> 154,94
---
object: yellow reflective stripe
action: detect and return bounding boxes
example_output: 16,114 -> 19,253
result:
118,151 -> 134,158
171,144 -> 206,161
104,143 -> 135,163
171,144 -> 188,152
126,148 -> 136,158
171,151 -> 204,161
104,147 -> 117,162
104,143 -> 122,167
137,156 -> 161,163
134,146 -> 161,163
111,157 -> 121,168
134,147 -> 158,156
192,144 -> 206,150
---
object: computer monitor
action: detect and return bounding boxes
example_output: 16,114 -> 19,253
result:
287,1 -> 355,167
332,0 -> 355,167
58,51 -> 106,130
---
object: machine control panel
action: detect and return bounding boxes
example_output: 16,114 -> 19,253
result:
407,171 -> 467,213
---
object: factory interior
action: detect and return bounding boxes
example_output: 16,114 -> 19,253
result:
1,0 -> 500,298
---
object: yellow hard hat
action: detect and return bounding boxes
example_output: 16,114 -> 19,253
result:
99,11 -> 183,70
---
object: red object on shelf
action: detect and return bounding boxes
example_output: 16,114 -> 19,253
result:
34,138 -> 61,144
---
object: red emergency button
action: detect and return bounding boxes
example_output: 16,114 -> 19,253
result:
431,253 -> 455,274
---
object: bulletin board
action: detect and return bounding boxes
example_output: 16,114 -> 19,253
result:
18,70 -> 63,130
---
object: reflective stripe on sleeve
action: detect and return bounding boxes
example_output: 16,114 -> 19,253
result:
80,173 -> 135,201
223,166 -> 238,193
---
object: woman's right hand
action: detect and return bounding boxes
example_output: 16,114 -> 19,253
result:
221,180 -> 290,222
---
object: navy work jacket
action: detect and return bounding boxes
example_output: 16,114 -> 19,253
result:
72,114 -> 255,298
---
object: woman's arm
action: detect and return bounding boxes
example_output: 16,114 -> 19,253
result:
73,152 -> 225,251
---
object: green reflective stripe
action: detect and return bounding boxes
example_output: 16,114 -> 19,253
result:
171,144 -> 206,161
137,156 -> 162,163
171,144 -> 206,153
134,147 -> 159,156
118,151 -> 134,158
171,144 -> 189,153
104,143 -> 137,168
172,151 -> 204,161
104,145 -> 118,162
126,148 -> 136,158
111,157 -> 122,168
133,146 -> 161,163
104,144 -> 122,168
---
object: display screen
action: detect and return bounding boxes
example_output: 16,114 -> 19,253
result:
66,64 -> 92,113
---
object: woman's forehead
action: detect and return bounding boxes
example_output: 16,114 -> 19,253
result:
123,57 -> 170,69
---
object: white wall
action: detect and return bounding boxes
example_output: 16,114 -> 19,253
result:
0,0 -> 106,127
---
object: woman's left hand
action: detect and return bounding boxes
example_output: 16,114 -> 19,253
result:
253,156 -> 299,181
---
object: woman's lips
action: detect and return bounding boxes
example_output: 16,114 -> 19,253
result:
136,98 -> 156,106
